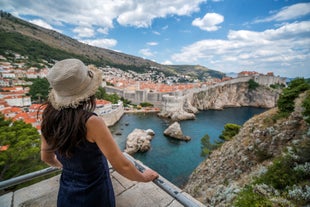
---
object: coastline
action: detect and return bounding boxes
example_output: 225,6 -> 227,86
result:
124,107 -> 160,114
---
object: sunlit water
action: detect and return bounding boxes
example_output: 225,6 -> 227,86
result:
109,107 -> 267,187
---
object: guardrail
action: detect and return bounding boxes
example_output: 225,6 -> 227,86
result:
0,154 -> 202,207
123,153 -> 201,207
0,167 -> 60,191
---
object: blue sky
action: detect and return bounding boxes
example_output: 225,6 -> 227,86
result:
1,0 -> 309,78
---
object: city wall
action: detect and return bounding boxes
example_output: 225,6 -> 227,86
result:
96,103 -> 124,126
104,75 -> 286,109
105,86 -> 185,107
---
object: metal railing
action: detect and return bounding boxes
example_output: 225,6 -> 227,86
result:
0,167 -> 61,191
0,154 -> 203,207
123,153 -> 202,207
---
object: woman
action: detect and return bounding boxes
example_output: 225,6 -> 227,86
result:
40,59 -> 158,207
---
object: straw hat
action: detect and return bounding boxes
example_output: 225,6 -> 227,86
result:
46,59 -> 102,110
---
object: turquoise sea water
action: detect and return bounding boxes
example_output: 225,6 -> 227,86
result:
109,107 -> 267,187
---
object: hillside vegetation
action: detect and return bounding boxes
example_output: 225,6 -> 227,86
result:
185,78 -> 310,206
0,11 -> 224,80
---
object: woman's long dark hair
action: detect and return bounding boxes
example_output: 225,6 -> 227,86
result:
40,95 -> 96,157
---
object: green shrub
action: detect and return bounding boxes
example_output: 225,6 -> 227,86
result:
270,83 -> 285,89
219,123 -> 241,141
277,78 -> 310,114
200,134 -> 214,157
248,79 -> 259,90
233,185 -> 273,207
255,155 -> 301,190
140,102 -> 154,107
302,90 -> 310,124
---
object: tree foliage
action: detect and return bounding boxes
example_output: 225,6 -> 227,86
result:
28,78 -> 50,103
302,90 -> 310,124
95,86 -> 131,106
200,134 -> 212,157
219,123 -> 241,141
0,114 -> 45,181
234,137 -> 310,206
140,102 -> 154,107
248,79 -> 259,90
277,78 -> 310,114
95,86 -> 120,104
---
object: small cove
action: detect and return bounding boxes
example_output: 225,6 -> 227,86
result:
109,107 -> 267,187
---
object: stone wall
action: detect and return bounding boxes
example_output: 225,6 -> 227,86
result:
105,75 -> 285,113
97,103 -> 124,126
105,86 -> 184,107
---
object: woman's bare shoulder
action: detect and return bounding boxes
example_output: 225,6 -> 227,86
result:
87,114 -> 103,124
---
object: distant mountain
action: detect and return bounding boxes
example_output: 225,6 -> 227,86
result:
225,72 -> 238,78
0,11 -> 225,80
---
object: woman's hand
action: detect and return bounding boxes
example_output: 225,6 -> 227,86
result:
141,168 -> 159,182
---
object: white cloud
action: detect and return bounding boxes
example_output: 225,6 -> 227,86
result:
97,27 -> 110,35
139,48 -> 154,57
73,26 -> 95,38
29,19 -> 62,33
82,38 -> 117,49
255,3 -> 310,23
1,0 -> 206,35
162,25 -> 169,30
192,13 -> 224,31
162,60 -> 173,65
147,42 -> 158,46
172,21 -> 310,77
153,31 -> 161,35
116,1 -> 204,27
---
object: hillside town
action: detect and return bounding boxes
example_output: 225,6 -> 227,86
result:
0,52 -> 282,131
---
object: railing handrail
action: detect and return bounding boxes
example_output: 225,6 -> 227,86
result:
123,153 -> 201,207
0,167 -> 60,191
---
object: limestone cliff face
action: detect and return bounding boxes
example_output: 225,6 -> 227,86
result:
158,94 -> 197,121
184,93 -> 309,207
192,82 -> 280,110
159,79 -> 281,121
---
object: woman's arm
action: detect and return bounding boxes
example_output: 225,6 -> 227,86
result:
86,115 -> 158,182
40,136 -> 63,169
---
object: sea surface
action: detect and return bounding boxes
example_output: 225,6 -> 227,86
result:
109,107 -> 267,187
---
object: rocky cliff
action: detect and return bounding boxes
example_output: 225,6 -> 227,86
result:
184,92 -> 309,206
159,77 -> 282,121
192,81 -> 280,110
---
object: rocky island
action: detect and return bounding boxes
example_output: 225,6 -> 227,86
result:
163,122 -> 191,141
124,129 -> 155,155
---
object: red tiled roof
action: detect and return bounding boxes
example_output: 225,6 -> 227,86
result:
0,145 -> 9,151
96,100 -> 111,105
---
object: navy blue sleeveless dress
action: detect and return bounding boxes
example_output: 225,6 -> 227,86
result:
56,116 -> 115,207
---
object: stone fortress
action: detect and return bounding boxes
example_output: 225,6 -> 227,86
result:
105,74 -> 286,121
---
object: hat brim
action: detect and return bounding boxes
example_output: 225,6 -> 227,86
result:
48,66 -> 102,110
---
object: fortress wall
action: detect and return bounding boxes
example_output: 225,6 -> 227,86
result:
104,75 -> 285,109
253,75 -> 286,86
161,95 -> 184,112
105,86 -> 124,97
99,104 -> 124,126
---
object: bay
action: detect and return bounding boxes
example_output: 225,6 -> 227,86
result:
109,107 -> 267,187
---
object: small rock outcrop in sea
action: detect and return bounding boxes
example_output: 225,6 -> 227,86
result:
124,129 -> 155,155
163,122 -> 191,141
